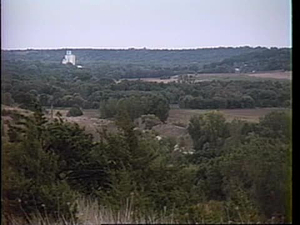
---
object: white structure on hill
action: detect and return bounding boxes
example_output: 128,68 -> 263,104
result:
62,50 -> 76,65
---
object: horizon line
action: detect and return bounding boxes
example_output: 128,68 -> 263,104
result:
1,45 -> 292,51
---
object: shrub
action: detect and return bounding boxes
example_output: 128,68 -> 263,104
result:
140,114 -> 162,129
2,92 -> 14,106
66,106 -> 83,117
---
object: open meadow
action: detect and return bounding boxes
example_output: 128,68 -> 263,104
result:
194,71 -> 291,81
2,105 -> 289,142
119,71 -> 291,84
167,107 -> 288,125
14,106 -> 287,143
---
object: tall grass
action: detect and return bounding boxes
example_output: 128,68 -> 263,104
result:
5,196 -> 176,225
5,196 -> 280,224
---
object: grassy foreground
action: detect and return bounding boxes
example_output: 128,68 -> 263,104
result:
6,196 -> 274,224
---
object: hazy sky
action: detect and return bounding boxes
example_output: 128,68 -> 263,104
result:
1,0 -> 291,49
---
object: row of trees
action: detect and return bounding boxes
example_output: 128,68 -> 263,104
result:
179,93 -> 290,109
2,105 -> 292,223
179,95 -> 256,109
2,46 -> 269,67
201,48 -> 291,73
2,47 -> 290,81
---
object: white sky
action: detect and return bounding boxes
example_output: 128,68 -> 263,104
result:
1,0 -> 292,49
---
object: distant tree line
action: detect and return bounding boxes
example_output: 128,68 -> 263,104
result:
200,48 -> 291,73
2,46 -> 267,66
2,47 -> 291,80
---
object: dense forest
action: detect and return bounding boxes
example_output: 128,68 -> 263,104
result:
2,105 -> 291,223
2,47 -> 265,65
1,47 -> 292,223
1,58 -> 291,111
200,48 -> 291,73
2,47 -> 291,79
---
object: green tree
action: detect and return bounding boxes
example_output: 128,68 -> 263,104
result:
2,92 -> 14,106
220,137 -> 290,221
241,95 -> 255,108
116,96 -> 145,121
144,95 -> 170,122
100,98 -> 118,119
257,110 -> 291,142
3,107 -> 78,222
66,106 -> 83,117
188,111 -> 229,162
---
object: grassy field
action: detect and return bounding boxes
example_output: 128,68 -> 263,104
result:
194,71 -> 291,81
3,106 -> 287,131
118,71 -> 291,84
167,107 -> 288,126
45,107 -> 288,142
119,77 -> 178,83
7,196 -> 254,224
2,105 -> 288,143
247,71 -> 291,79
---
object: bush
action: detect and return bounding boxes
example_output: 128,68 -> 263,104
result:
2,92 -> 14,106
66,106 -> 83,117
139,114 -> 162,129
2,135 -> 78,222
2,104 -> 292,223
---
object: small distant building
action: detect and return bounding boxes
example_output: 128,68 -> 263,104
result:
62,50 -> 76,65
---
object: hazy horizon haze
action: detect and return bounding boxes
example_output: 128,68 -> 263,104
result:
1,0 -> 292,50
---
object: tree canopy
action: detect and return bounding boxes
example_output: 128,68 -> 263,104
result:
2,107 -> 292,223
